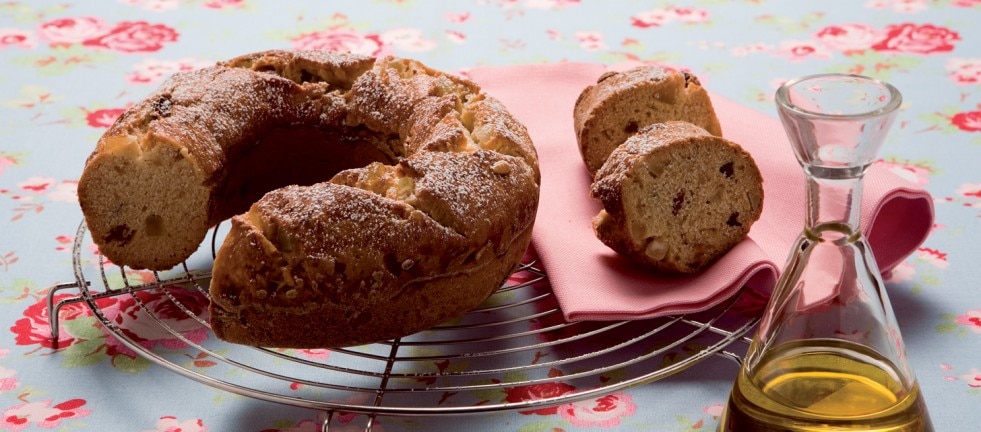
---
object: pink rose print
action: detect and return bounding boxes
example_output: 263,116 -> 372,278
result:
55,235 -> 73,252
0,350 -> 16,393
952,0 -> 981,6
297,349 -> 330,360
11,293 -> 92,350
0,28 -> 37,49
954,310 -> 981,334
730,42 -> 773,57
631,9 -> 675,28
814,23 -> 883,52
941,363 -> 954,373
0,356 -> 20,393
120,0 -> 181,12
0,365 -> 18,393
950,110 -> 981,132
703,402 -> 725,419
0,399 -> 91,431
505,375 -> 576,415
445,30 -> 466,44
776,40 -> 832,62
876,159 -> 932,186
525,0 -> 581,9
82,21 -> 179,53
37,17 -> 109,45
275,347 -> 330,364
865,0 -> 928,13
9,177 -> 76,203
916,247 -> 948,269
100,289 -> 210,358
203,0 -> 245,9
380,28 -> 436,52
871,23 -> 959,54
126,57 -> 212,85
17,176 -> 54,193
445,12 -> 471,23
670,7 -> 710,24
84,107 -> 125,128
144,416 -> 206,432
558,393 -> 636,427
47,181 -> 78,203
0,154 -> 17,175
961,368 -> 981,387
946,58 -> 981,85
632,7 -> 709,28
7,180 -> 69,216
575,31 -> 606,51
957,183 -> 981,199
291,30 -> 385,56
885,261 -> 915,283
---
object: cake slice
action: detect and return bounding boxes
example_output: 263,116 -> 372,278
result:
574,66 -> 723,177
590,121 -> 763,274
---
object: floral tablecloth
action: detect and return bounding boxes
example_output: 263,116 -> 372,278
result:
1,1 -> 979,431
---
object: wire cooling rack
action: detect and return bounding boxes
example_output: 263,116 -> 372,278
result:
47,220 -> 757,431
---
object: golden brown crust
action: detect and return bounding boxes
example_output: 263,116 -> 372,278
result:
574,66 -> 723,177
78,66 -> 325,270
211,151 -> 537,347
78,50 -> 540,348
590,122 -> 763,274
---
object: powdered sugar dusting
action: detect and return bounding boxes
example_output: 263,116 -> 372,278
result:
402,150 -> 536,243
89,50 -> 541,346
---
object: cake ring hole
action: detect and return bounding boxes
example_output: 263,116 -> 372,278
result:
215,125 -> 397,215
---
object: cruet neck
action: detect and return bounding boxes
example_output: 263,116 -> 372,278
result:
802,170 -> 864,241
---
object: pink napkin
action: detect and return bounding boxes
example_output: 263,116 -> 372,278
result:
468,63 -> 934,322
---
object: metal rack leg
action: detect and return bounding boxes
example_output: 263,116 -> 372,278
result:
46,282 -> 87,343
320,411 -> 378,432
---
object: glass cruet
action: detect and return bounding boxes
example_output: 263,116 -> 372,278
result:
718,74 -> 933,432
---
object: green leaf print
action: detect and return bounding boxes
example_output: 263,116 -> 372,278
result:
754,12 -> 825,33
825,51 -> 924,80
112,353 -> 152,374
0,2 -> 71,24
935,321 -> 959,334
63,314 -> 105,341
936,314 -> 968,336
10,45 -> 118,77
0,277 -> 34,303
673,414 -> 710,431
0,85 -> 59,109
61,337 -> 106,368
517,419 -> 567,432
918,106 -> 980,135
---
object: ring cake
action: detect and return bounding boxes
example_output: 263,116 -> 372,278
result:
77,50 -> 540,347
590,121 -> 763,274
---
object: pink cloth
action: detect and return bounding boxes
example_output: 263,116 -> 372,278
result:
468,62 -> 935,322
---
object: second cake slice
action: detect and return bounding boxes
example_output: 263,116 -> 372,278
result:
590,121 -> 764,274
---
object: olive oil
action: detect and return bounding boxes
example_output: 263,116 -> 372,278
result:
719,340 -> 932,432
